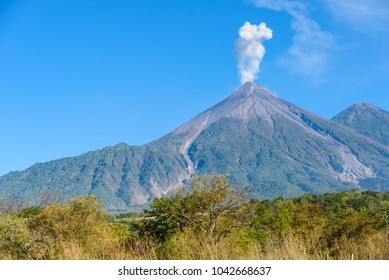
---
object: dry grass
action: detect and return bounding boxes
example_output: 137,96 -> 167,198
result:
140,230 -> 389,260
2,227 -> 388,260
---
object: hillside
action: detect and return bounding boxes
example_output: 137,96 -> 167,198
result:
0,144 -> 190,211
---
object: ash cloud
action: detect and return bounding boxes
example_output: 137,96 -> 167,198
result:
235,22 -> 273,84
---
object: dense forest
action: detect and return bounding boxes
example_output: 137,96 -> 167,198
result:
1,175 -> 389,260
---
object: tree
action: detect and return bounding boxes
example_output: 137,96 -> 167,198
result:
140,174 -> 252,244
26,196 -> 116,259
0,196 -> 28,215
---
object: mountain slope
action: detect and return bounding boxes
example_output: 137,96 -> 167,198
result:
1,82 -> 389,211
332,102 -> 389,146
0,143 -> 190,211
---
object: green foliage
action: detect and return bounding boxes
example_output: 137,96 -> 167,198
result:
0,196 -> 136,259
139,175 -> 252,244
0,217 -> 29,259
139,188 -> 389,260
250,190 -> 389,259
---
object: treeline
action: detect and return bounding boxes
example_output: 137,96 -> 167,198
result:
1,175 -> 389,259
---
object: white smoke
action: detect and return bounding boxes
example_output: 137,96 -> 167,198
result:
235,22 -> 273,84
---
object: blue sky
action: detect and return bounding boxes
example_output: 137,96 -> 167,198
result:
0,0 -> 388,175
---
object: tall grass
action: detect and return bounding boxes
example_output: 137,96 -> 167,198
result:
149,230 -> 389,260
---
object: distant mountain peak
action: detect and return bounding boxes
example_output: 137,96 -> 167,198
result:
352,102 -> 380,110
333,102 -> 389,146
333,102 -> 386,123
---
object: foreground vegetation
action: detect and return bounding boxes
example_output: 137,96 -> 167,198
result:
1,175 -> 389,259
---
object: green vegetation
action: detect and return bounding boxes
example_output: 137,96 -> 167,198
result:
138,175 -> 252,245
0,142 -> 190,212
1,175 -> 389,260
0,196 -> 135,259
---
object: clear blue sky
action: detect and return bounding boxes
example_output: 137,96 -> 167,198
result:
1,0 -> 388,175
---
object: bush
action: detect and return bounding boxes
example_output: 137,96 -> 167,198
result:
140,175 -> 253,245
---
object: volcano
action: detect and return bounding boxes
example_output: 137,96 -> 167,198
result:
1,82 -> 389,211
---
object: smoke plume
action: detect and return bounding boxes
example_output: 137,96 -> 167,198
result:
235,22 -> 273,84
